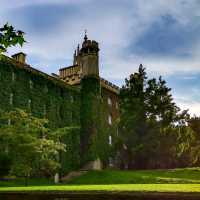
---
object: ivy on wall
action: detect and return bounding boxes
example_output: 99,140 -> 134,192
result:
80,76 -> 101,165
59,127 -> 80,174
0,55 -> 119,170
0,56 -> 81,172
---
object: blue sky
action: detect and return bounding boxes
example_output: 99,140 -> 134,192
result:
0,0 -> 200,115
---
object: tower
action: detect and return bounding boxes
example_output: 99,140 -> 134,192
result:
80,33 -> 99,77
79,33 -> 102,169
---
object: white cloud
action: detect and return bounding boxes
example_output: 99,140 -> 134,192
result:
1,0 -> 200,115
0,0 -> 91,9
175,95 -> 200,116
1,0 -> 199,76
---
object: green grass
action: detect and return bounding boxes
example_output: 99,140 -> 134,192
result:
0,178 -> 54,187
1,184 -> 200,193
1,168 -> 200,193
68,168 -> 200,184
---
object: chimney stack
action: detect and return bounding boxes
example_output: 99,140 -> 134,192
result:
12,52 -> 26,64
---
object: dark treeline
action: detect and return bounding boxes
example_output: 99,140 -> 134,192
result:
115,65 -> 200,169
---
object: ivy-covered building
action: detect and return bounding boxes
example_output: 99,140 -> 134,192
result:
0,34 -> 120,171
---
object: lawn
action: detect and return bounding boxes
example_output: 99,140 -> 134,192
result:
1,168 -> 200,193
1,184 -> 200,193
68,168 -> 200,184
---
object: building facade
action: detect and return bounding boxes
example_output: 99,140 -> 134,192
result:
0,35 -> 120,171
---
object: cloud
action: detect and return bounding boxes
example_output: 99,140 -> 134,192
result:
0,0 -> 200,115
175,96 -> 200,116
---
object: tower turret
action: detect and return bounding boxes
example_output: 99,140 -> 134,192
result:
80,33 -> 102,169
79,32 -> 99,78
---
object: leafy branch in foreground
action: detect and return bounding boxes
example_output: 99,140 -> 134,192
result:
0,23 -> 26,54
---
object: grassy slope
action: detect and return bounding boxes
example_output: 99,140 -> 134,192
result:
1,168 -> 200,192
69,168 -> 200,184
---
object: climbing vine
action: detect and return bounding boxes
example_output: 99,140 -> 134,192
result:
0,55 -> 81,172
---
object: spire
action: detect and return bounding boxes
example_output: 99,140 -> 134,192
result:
84,29 -> 88,41
73,50 -> 77,65
77,44 -> 80,54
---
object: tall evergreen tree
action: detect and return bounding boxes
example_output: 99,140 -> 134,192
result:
118,65 -> 191,169
119,64 -> 147,168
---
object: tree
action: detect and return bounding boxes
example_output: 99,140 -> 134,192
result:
188,116 -> 200,137
188,117 -> 200,166
0,23 -> 25,54
0,152 -> 12,177
118,64 -> 147,168
118,65 -> 191,169
0,109 -> 65,183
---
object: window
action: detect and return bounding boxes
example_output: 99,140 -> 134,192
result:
12,72 -> 15,81
108,115 -> 112,125
116,127 -> 119,136
70,95 -> 74,103
109,135 -> 112,145
43,104 -> 47,116
116,102 -> 119,109
44,85 -> 48,93
108,97 -> 112,106
9,93 -> 13,105
28,99 -> 31,109
29,79 -> 33,89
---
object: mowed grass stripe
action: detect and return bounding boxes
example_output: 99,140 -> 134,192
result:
1,184 -> 200,192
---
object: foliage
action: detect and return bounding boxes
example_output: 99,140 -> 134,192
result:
0,109 -> 65,179
80,76 -> 101,165
0,57 -> 80,129
188,117 -> 200,165
0,153 -> 12,177
118,65 -> 194,169
0,23 -> 25,54
51,126 -> 81,175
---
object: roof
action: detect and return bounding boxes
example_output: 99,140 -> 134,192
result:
59,65 -> 79,71
0,54 -> 79,93
11,52 -> 27,57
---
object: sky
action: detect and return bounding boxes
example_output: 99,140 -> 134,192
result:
0,0 -> 200,115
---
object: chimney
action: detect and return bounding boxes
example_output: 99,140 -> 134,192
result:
12,52 -> 26,64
